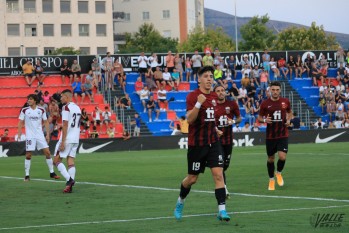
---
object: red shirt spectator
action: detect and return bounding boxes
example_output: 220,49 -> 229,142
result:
1,129 -> 10,142
134,77 -> 144,93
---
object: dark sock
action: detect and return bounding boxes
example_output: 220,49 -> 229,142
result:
277,159 -> 286,173
223,172 -> 226,185
215,188 -> 226,205
267,161 -> 275,178
179,183 -> 191,199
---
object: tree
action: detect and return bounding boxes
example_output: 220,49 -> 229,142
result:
51,47 -> 80,55
118,23 -> 178,53
272,22 -> 339,50
239,14 -> 276,51
178,26 -> 235,52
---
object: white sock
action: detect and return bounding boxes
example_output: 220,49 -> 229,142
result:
25,159 -> 31,176
46,158 -> 54,173
218,204 -> 226,212
177,197 -> 185,204
57,163 -> 71,181
68,165 -> 76,180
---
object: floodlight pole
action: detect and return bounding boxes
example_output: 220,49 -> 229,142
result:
235,0 -> 238,52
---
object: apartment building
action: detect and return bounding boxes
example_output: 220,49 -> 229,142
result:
0,0 -> 114,56
113,0 -> 204,46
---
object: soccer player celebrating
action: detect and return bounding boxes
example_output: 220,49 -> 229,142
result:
54,89 -> 81,193
214,85 -> 241,198
18,94 -> 60,181
174,66 -> 230,221
258,81 -> 292,191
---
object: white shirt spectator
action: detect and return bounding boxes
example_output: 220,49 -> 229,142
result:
239,88 -> 247,98
138,56 -> 148,68
139,89 -> 150,101
233,126 -> 242,132
148,56 -> 158,68
319,85 -> 327,93
334,120 -> 343,128
163,72 -> 171,81
314,121 -> 325,129
102,111 -> 111,121
157,89 -> 167,100
191,54 -> 202,67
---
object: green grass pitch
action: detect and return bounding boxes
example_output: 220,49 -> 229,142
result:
0,142 -> 348,233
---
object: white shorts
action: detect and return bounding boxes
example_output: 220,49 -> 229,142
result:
134,126 -> 140,134
26,138 -> 49,151
54,141 -> 79,158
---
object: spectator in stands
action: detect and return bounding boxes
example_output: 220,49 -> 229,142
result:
336,46 -> 345,68
202,51 -> 214,67
72,77 -> 85,103
333,116 -> 343,128
134,76 -> 144,96
260,70 -> 269,98
120,93 -> 131,109
224,69 -> 234,87
169,121 -> 182,135
146,95 -> 160,122
92,106 -> 102,127
287,56 -> 296,80
178,116 -> 189,134
132,113 -> 141,137
107,126 -> 115,138
343,118 -> 349,128
85,70 -> 98,90
227,55 -> 237,79
157,85 -> 168,111
83,78 -> 94,103
91,58 -> 102,90
38,99 -> 49,117
289,112 -> 301,130
250,65 -> 261,86
213,48 -> 224,69
213,64 -> 224,86
34,85 -> 43,102
244,100 -> 255,125
48,98 -> 60,123
71,59 -> 81,79
295,55 -> 306,78
319,92 -> 326,114
253,100 -> 261,119
241,122 -> 251,132
15,132 -> 26,142
228,82 -> 239,101
42,91 -> 51,105
122,131 -> 131,140
185,56 -> 193,82
34,60 -> 46,86
89,126 -> 99,138
238,85 -> 248,105
269,57 -> 280,79
145,67 -> 157,91
119,72 -> 127,93
233,124 -> 242,132
203,44 -> 212,54
304,53 -> 314,77
166,51 -> 175,73
102,106 -> 113,131
102,52 -> 113,90
0,129 -> 10,142
326,90 -> 336,122
174,53 -> 184,81
251,123 -> 260,132
80,108 -> 90,132
139,86 -> 150,113
320,54 -> 328,68
162,67 -> 175,89
22,59 -> 35,87
313,118 -> 326,129
241,54 -> 251,69
262,49 -> 270,73
241,73 -> 250,88
171,68 -> 181,91
149,53 -> 159,72
336,63 -> 346,83
246,82 -> 257,101
336,81 -> 346,93
278,56 -> 289,79
191,50 -> 202,81
153,66 -> 164,89
241,64 -> 252,78
60,59 -> 72,84
112,58 -> 123,91
311,63 -> 323,86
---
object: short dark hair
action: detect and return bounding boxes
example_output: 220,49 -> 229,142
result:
270,81 -> 281,88
213,84 -> 225,92
198,66 -> 214,77
27,94 -> 39,103
61,89 -> 72,94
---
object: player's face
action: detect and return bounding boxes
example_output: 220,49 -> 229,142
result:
27,97 -> 35,106
215,86 -> 226,101
270,85 -> 281,100
60,93 -> 68,104
199,71 -> 213,91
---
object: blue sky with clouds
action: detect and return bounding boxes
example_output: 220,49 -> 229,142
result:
204,0 -> 349,34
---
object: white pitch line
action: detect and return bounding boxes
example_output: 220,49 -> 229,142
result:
0,204 -> 348,231
1,176 -> 349,204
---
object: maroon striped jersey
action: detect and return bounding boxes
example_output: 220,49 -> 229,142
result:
215,100 -> 240,145
187,89 -> 218,146
259,97 -> 291,139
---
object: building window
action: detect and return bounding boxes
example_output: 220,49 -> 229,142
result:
26,47 -> 38,56
163,30 -> 171,38
25,24 -> 37,37
44,47 -> 55,55
97,47 -> 107,55
124,13 -> 130,21
60,0 -> 70,13
8,47 -> 20,56
142,12 -> 150,20
79,24 -> 89,36
6,0 -> 19,13
78,1 -> 88,13
61,24 -> 72,36
79,47 -> 90,55
95,1 -> 106,13
43,24 -> 54,36
163,10 -> 170,19
42,0 -> 53,13
96,24 -> 107,37
7,24 -> 20,36
24,0 -> 36,13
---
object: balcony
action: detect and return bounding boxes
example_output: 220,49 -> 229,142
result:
113,12 -> 125,22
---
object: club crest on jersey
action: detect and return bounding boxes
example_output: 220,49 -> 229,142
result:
225,107 -> 230,114
211,99 -> 217,107
281,102 -> 287,109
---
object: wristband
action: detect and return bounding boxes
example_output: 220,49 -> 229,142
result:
232,120 -> 236,124
195,102 -> 201,109
263,118 -> 266,123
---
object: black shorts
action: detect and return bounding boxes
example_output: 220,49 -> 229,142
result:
266,138 -> 288,156
193,67 -> 200,75
61,71 -> 71,77
167,67 -> 174,73
72,71 -> 81,77
138,68 -> 147,73
221,143 -> 233,170
187,141 -> 224,175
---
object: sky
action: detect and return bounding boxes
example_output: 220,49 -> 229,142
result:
204,0 -> 349,34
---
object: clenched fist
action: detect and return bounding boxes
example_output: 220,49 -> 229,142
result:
197,94 -> 206,104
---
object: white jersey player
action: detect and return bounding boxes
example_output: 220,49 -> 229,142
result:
18,94 -> 60,181
54,89 -> 81,193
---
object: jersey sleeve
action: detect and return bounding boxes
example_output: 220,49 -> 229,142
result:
259,101 -> 267,117
186,92 -> 196,112
19,109 -> 25,120
62,105 -> 70,122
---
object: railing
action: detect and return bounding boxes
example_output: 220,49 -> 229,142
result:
281,82 -> 286,97
113,96 -> 119,116
288,91 -> 294,111
305,110 -> 310,128
126,116 -> 132,135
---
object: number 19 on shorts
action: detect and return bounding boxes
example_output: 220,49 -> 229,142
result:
192,162 -> 201,171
